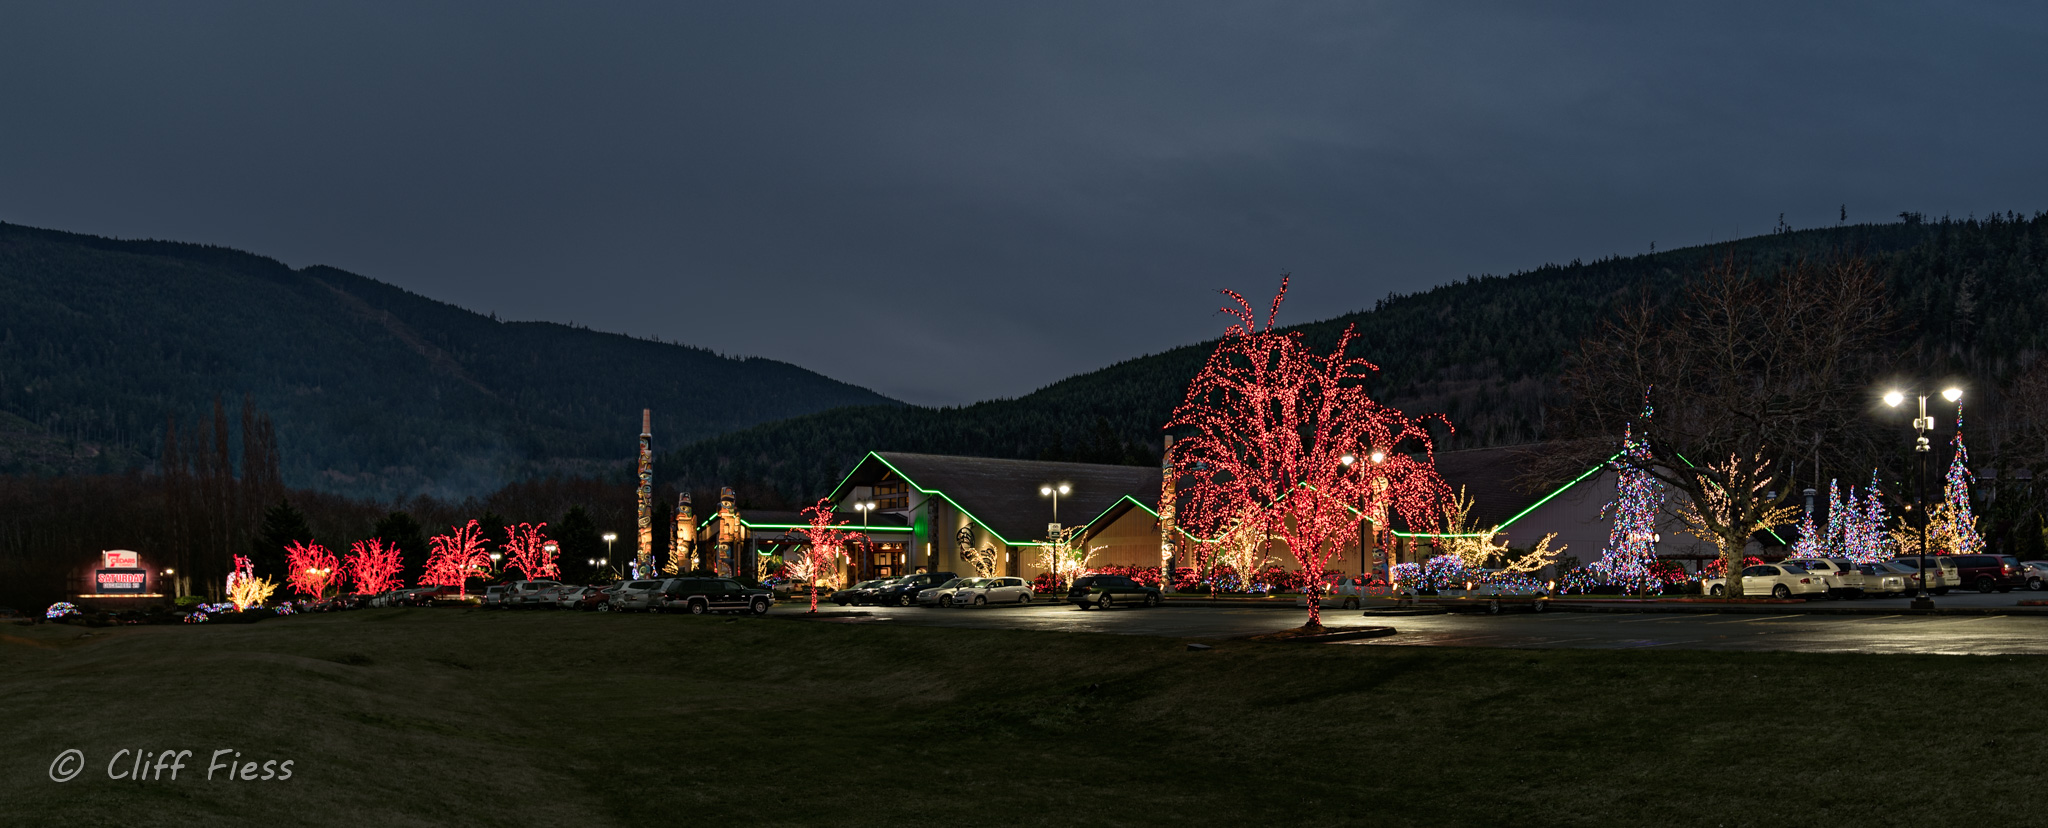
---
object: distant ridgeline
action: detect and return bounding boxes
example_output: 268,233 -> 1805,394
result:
663,212 -> 2048,503
0,222 -> 900,497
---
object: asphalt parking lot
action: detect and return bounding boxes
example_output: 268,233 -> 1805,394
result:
813,598 -> 2048,655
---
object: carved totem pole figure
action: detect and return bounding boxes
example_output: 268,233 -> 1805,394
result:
635,409 -> 654,578
666,492 -> 697,574
715,486 -> 742,577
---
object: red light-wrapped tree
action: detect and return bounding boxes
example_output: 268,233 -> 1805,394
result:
422,520 -> 494,596
500,522 -> 561,581
344,538 -> 407,595
789,499 -> 866,613
1166,278 -> 1454,628
284,540 -> 340,600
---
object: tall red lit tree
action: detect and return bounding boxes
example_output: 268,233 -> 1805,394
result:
422,520 -> 494,596
788,499 -> 866,613
500,522 -> 562,581
284,540 -> 340,600
344,538 -> 407,594
1166,278 -> 1454,628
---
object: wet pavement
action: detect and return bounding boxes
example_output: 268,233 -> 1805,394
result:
806,598 -> 2048,655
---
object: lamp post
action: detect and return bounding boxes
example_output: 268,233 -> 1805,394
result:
161,568 -> 176,600
1885,386 -> 1962,610
1039,483 -> 1071,588
853,500 -> 876,578
1339,449 -> 1387,586
601,532 -> 618,578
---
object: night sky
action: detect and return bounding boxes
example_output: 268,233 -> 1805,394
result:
5,2 -> 2045,405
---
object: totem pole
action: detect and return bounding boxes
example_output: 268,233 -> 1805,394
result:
665,492 -> 697,575
715,486 -> 742,578
635,409 -> 654,578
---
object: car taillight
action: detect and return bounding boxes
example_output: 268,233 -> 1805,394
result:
1799,578 -> 1811,584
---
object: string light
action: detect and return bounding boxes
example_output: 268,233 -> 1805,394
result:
226,555 -> 277,611
284,541 -> 339,600
1592,406 -> 1662,591
421,520 -> 494,596
343,539 -> 406,595
1166,277 -> 1453,627
1942,407 -> 1984,556
500,522 -> 562,581
788,499 -> 867,613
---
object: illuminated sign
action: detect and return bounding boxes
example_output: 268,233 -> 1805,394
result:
95,568 -> 148,593
102,550 -> 139,569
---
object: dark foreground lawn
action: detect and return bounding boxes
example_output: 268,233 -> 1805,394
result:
2,609 -> 2040,827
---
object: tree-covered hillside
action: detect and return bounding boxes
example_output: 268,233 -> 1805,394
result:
0,222 -> 899,497
665,213 -> 2048,503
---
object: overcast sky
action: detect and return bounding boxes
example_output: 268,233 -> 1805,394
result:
5,2 -> 2045,405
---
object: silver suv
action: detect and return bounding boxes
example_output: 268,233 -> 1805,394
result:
505,580 -> 564,608
608,579 -> 671,612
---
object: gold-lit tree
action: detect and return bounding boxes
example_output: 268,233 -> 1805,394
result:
225,555 -> 277,611
1436,487 -> 1564,575
1676,452 -> 1800,582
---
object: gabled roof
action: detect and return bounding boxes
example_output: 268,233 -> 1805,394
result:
703,509 -> 914,536
829,452 -> 1162,545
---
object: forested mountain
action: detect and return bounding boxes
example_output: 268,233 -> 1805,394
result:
0,222 -> 899,497
665,212 -> 2048,503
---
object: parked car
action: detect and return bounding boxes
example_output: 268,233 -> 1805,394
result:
1701,564 -> 1826,599
2023,561 -> 2048,591
1068,574 -> 1162,609
609,579 -> 671,612
1780,557 -> 1868,598
657,577 -> 775,615
1897,554 -> 2021,593
1854,563 -> 1912,597
871,572 -> 959,607
548,585 -> 600,609
954,576 -> 1034,606
1296,573 -> 1385,609
916,577 -> 971,607
482,585 -> 511,608
503,580 -> 565,608
1876,559 -> 1953,595
832,579 -> 890,606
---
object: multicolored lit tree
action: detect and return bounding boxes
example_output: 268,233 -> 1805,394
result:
422,520 -> 494,596
225,555 -> 277,611
1941,408 -> 1985,556
500,522 -> 561,580
1166,279 -> 1453,627
1594,413 -> 1662,591
344,539 -> 407,594
284,540 -> 339,599
1846,472 -> 1891,562
788,499 -> 866,613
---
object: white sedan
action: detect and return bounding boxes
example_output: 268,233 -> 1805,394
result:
952,576 -> 1034,606
1701,564 -> 1826,599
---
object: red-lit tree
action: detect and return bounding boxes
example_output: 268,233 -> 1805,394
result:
500,522 -> 561,581
788,499 -> 866,613
422,520 -> 494,596
344,538 -> 407,594
1166,278 -> 1454,628
284,540 -> 340,600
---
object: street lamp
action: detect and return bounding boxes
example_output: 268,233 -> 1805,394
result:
853,500 -> 877,576
1886,386 -> 1963,610
601,532 -> 618,577
1339,449 -> 1389,582
1039,483 -> 1071,588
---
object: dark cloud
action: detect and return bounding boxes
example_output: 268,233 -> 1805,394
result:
4,2 -> 2044,404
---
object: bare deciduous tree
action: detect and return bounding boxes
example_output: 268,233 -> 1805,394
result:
1541,256 -> 1899,596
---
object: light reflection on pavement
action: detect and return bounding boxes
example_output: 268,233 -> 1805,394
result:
812,601 -> 2048,655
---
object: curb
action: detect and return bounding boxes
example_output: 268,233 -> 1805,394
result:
1251,625 -> 1399,643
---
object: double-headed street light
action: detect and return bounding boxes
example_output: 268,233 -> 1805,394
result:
853,500 -> 877,576
1040,483 -> 1071,588
1885,385 -> 1962,610
1339,449 -> 1388,581
601,532 -> 618,577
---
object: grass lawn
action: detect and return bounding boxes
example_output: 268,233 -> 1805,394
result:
3,609 -> 2040,827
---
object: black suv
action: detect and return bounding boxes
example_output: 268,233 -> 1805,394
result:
1068,574 -> 1162,609
1899,553 -> 2026,593
871,572 -> 958,607
657,577 -> 776,615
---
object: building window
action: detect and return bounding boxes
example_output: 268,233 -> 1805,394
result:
874,480 -> 909,511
